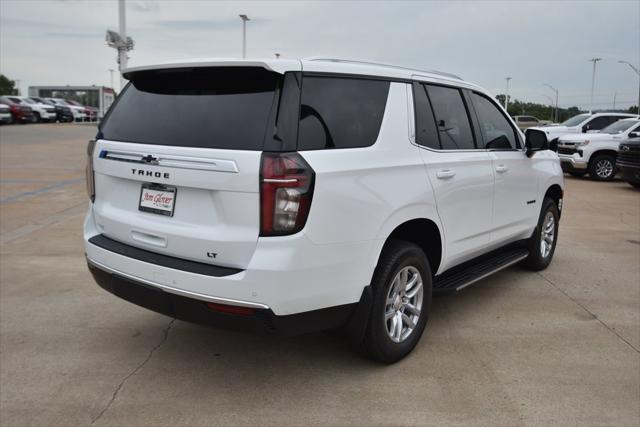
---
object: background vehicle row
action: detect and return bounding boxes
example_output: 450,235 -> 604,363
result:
0,95 -> 95,123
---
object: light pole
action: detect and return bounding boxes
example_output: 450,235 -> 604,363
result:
105,0 -> 134,91
14,79 -> 20,95
613,92 -> 617,110
588,58 -> 602,113
618,60 -> 640,114
275,53 -> 280,59
505,77 -> 512,112
544,83 -> 559,123
239,14 -> 250,58
108,69 -> 114,90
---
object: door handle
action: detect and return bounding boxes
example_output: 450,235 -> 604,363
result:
436,169 -> 456,179
495,164 -> 508,173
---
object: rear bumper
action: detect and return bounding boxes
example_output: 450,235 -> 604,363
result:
84,207 -> 376,316
87,258 -> 356,336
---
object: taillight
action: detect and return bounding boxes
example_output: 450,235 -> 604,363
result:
86,140 -> 96,202
260,152 -> 315,236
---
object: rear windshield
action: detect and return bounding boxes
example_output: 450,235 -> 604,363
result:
100,67 -> 279,150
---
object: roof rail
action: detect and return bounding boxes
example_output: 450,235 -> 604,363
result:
305,57 -> 463,81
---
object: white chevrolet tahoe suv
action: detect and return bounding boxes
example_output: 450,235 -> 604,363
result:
557,118 -> 640,180
84,58 -> 564,363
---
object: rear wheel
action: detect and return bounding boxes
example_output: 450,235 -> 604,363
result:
360,241 -> 432,363
588,154 -> 616,181
524,197 -> 559,271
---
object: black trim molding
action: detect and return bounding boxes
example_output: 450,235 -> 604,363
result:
88,234 -> 243,277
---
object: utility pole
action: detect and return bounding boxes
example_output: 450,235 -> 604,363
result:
14,79 -> 20,95
544,83 -> 559,123
618,60 -> 640,114
108,69 -> 114,91
505,77 -> 512,113
106,0 -> 134,91
613,92 -> 617,110
239,15 -> 250,58
588,58 -> 602,113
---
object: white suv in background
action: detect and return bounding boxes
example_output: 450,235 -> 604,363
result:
526,112 -> 637,146
84,58 -> 563,362
558,118 -> 640,180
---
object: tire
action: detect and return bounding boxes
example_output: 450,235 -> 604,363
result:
523,197 -> 559,271
359,240 -> 432,363
33,112 -> 41,123
588,154 -> 616,181
568,171 -> 586,178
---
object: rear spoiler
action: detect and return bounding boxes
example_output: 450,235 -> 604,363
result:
123,59 -> 302,79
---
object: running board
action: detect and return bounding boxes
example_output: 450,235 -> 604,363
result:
433,247 -> 529,293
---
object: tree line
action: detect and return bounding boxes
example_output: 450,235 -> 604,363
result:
496,94 -> 638,122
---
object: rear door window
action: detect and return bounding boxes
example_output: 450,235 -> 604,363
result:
297,76 -> 389,150
100,67 -> 280,150
425,84 -> 476,150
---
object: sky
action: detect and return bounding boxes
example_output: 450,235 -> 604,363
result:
1,0 -> 639,110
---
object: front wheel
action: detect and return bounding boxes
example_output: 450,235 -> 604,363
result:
589,154 -> 616,181
524,197 -> 559,271
360,240 -> 432,363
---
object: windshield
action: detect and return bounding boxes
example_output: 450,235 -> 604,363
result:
53,99 -> 69,106
22,98 -> 36,104
601,120 -> 639,134
561,114 -> 590,127
66,100 -> 81,106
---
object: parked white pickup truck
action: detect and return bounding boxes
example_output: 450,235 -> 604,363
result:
557,118 -> 640,180
526,112 -> 637,146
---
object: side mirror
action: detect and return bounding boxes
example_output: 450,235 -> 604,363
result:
629,132 -> 639,138
582,125 -> 590,133
525,130 -> 549,157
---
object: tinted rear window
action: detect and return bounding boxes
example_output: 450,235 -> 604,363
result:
100,67 -> 279,150
298,76 -> 389,150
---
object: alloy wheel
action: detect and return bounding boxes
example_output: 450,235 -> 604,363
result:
540,211 -> 555,258
384,266 -> 424,343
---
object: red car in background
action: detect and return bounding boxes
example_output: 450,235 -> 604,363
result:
0,96 -> 34,124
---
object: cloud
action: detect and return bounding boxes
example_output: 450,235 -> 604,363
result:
129,1 -> 160,13
1,0 -> 638,109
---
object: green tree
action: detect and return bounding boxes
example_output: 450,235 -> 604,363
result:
495,94 -> 583,122
629,105 -> 638,114
0,74 -> 18,95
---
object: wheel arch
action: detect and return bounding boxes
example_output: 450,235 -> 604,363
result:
376,218 -> 443,277
544,183 -> 563,217
589,149 -> 618,165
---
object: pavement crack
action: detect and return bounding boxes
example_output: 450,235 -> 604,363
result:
91,318 -> 176,424
538,272 -> 639,354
